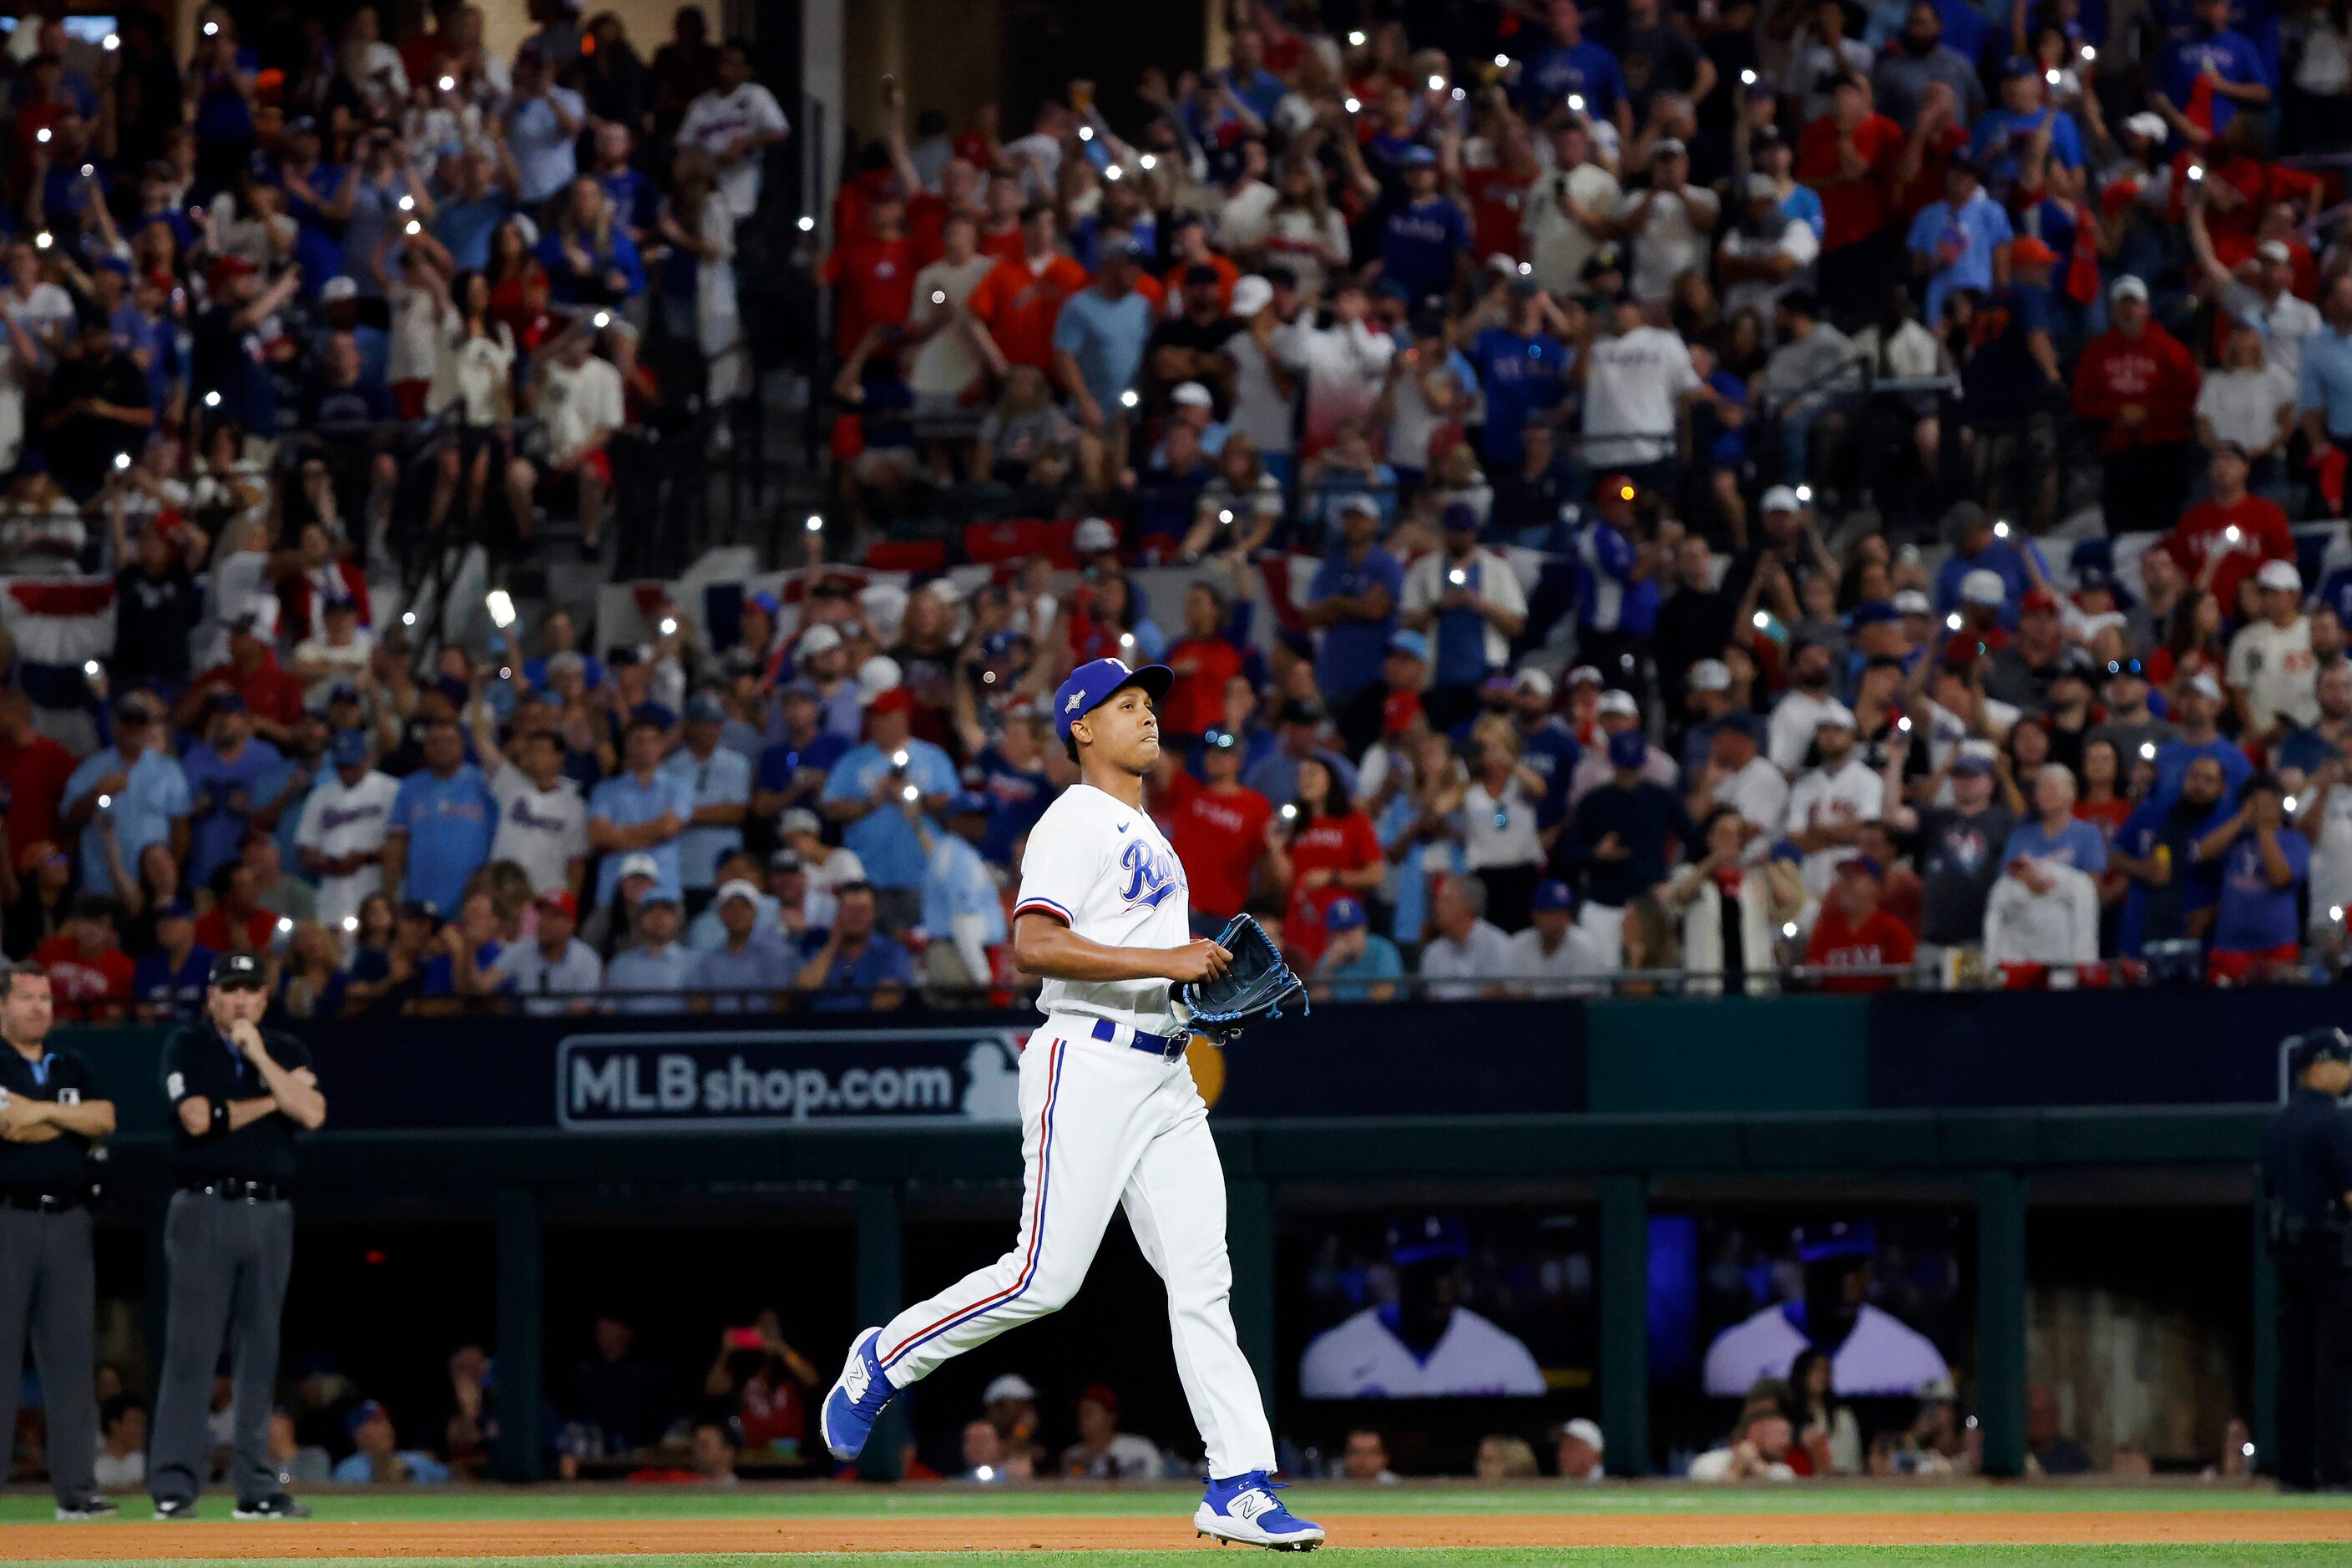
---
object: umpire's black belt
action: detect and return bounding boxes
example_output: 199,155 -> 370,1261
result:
180,1177 -> 288,1202
0,1190 -> 80,1212
1087,1017 -> 1189,1062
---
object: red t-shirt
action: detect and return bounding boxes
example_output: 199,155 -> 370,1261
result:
1804,902 -> 1915,993
905,192 -> 951,270
0,731 -> 77,849
31,937 -> 133,1009
1794,113 -> 1903,253
190,657 -> 306,729
1163,774 -> 1273,923
195,907 -> 279,953
1890,121 -> 1969,223
734,1370 -> 807,1453
2163,496 -> 2294,620
966,253 -> 1091,371
978,221 -> 1025,261
1161,635 -> 1245,738
1461,165 -> 1534,262
822,235 -> 917,358
1279,809 -> 1383,963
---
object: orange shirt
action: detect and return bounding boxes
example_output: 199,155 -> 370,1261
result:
1161,253 -> 1238,312
966,252 -> 1091,371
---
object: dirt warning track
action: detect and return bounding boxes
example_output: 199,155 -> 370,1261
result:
3,1510 -> 2349,1558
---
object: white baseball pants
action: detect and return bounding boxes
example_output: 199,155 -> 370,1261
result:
871,1019 -> 1275,1477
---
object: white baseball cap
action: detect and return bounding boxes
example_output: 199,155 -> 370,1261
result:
1815,701 -> 1858,730
983,1373 -> 1038,1404
1960,569 -> 2006,608
2258,239 -> 2293,266
1171,381 -> 1214,408
1596,688 -> 1640,718
1560,1417 -> 1605,1454
716,878 -> 762,908
616,852 -> 660,883
857,654 -> 903,699
1230,274 -> 1274,317
778,807 -> 822,838
1689,659 -> 1732,693
2258,559 -> 2303,594
1074,516 -> 1119,553
797,624 -> 843,658
1761,484 -> 1803,513
2123,112 -> 2167,142
1512,667 -> 1555,700
1565,665 -> 1604,689
1894,589 -> 1933,616
319,275 -> 360,304
2109,274 -> 2150,303
2186,670 -> 2224,701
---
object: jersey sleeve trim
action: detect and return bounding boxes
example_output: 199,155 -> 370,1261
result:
1013,896 -> 1074,925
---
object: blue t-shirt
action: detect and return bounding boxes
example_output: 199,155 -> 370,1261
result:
182,737 -> 286,887
1967,107 -> 2084,195
687,935 -> 798,1009
1522,39 -> 1628,119
973,745 -> 1055,867
1309,545 -> 1407,702
922,836 -> 1009,947
2152,736 -> 2253,807
2213,827 -> 2309,953
2115,796 -> 2230,956
1778,184 -> 1826,240
1930,537 -> 2049,631
388,766 -> 498,915
1430,557 -> 1502,689
798,927 -> 917,1012
133,944 -> 219,1012
1517,720 -> 1584,826
1907,192 -> 2013,326
755,730 -> 847,792
1960,282 -> 2056,423
587,768 -> 699,904
1575,521 -> 1658,635
1470,328 -> 1571,466
2164,29 -> 2272,137
821,739 -> 961,889
660,746 -> 752,891
1378,197 -> 1470,305
2277,724 -> 2346,779
2000,816 -> 2108,873
1050,286 -> 1157,420
433,195 -> 512,271
1318,933 -> 1406,1001
63,746 -> 191,898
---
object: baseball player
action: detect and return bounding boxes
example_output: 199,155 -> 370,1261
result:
822,657 -> 1323,1551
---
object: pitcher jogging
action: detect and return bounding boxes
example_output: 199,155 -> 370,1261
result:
821,657 -> 1323,1550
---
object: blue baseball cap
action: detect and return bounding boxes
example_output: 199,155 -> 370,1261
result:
1388,629 -> 1429,663
1441,500 -> 1480,533
1848,599 -> 1900,630
346,1399 -> 389,1436
1532,879 -> 1575,913
1399,144 -> 1439,167
746,590 -> 781,619
1606,728 -> 1647,770
329,728 -> 370,767
1796,1221 -> 1878,1264
1052,657 -> 1173,744
155,898 -> 194,921
1387,1216 -> 1470,1266
983,627 -> 1030,660
1839,854 -> 1884,882
685,691 -> 728,723
1768,838 -> 1805,865
1324,897 -> 1368,933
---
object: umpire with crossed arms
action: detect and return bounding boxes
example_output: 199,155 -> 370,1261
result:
2263,1028 -> 2352,1491
0,962 -> 117,1520
150,951 -> 326,1520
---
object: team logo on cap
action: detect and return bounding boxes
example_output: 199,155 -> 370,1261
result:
1065,692 -> 1083,713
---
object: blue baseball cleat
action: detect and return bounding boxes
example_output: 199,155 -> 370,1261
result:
1194,1471 -> 1325,1550
818,1326 -> 898,1462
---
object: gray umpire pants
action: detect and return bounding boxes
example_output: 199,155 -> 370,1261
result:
149,1191 -> 294,1508
0,1206 -> 99,1506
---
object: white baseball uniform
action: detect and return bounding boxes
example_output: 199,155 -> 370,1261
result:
867,781 -> 1277,1478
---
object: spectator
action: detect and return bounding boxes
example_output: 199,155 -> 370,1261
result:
688,879 -> 796,1010
94,1396 -> 149,1490
2075,276 -> 2202,534
332,1400 -> 451,1484
131,900 -> 213,1017
1794,75 -> 1901,315
476,714 -> 590,901
2025,1385 -> 2092,1476
1417,876 -> 1516,999
1783,704 -> 1883,896
386,716 -> 495,918
2228,560 -> 2319,744
493,889 -> 603,1012
1667,810 -> 1804,995
62,692 -> 190,898
1689,1406 -> 1798,1480
917,792 -> 1005,989
675,40 -> 789,220
1565,727 -> 1697,957
1059,1384 -> 1161,1480
1474,1434 -> 1540,1481
589,712 -> 695,907
2112,754 -> 2233,956
2201,774 -> 2311,981
603,893 -> 694,1010
664,692 -> 752,912
796,881 -> 913,1011
1312,897 -> 1406,1003
33,896 -> 134,1012
1265,756 -> 1383,965
1403,507 -> 1530,726
1805,855 -> 1916,992
1554,1417 -> 1606,1482
531,320 -> 625,554
1340,1428 -> 1399,1485
1305,495 -> 1406,711
1505,878 -> 1612,993
499,45 -> 586,206
821,688 -> 957,931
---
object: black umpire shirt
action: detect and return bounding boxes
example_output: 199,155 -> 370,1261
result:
0,1045 -> 99,1197
2263,1085 -> 2352,1237
160,1023 -> 313,1183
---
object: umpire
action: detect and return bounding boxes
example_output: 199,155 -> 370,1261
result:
2263,1027 -> 2352,1491
0,961 -> 117,1520
149,951 -> 327,1521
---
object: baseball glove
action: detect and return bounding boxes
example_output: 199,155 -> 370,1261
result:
1178,914 -> 1309,1045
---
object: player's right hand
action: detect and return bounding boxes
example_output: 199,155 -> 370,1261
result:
1166,938 -> 1233,984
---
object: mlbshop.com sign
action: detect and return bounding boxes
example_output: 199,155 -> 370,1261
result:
557,1029 -> 1029,1130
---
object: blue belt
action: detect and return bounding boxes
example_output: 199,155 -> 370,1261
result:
1089,1017 -> 1189,1062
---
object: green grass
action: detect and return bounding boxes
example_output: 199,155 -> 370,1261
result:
2,1482 -> 2344,1525
105,1551 -> 2352,1568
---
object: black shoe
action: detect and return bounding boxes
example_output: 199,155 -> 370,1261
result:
56,1497 -> 119,1521
152,1497 -> 196,1520
232,1494 -> 311,1520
